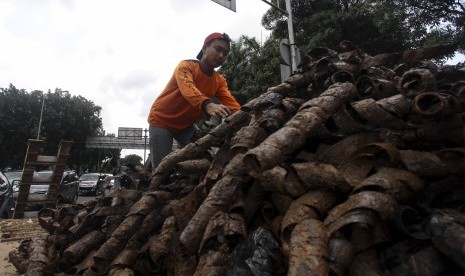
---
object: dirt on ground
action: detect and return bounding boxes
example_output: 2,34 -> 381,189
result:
0,217 -> 47,242
0,217 -> 48,275
0,241 -> 20,276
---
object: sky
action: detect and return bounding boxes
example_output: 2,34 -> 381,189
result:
1,0 -> 464,160
0,0 -> 273,158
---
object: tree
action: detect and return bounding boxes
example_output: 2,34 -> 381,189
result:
219,35 -> 281,104
0,84 -> 120,172
0,84 -> 40,169
120,154 -> 143,167
387,0 -> 465,54
261,0 -> 463,61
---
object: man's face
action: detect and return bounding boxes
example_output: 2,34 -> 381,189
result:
203,39 -> 230,68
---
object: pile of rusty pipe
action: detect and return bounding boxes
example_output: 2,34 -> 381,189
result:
244,82 -> 358,173
6,41 -> 465,276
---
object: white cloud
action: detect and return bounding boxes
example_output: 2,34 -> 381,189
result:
0,0 -> 272,158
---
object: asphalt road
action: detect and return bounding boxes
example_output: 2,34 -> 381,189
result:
77,194 -> 97,204
76,188 -> 113,204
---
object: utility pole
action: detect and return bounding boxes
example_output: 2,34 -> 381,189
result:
143,128 -> 148,163
285,0 -> 298,73
261,0 -> 298,73
37,92 -> 45,139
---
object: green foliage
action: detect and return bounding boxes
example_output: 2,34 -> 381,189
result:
262,0 -> 463,60
120,154 -> 143,167
0,84 -> 120,173
0,84 -> 37,169
219,35 -> 281,104
387,0 -> 464,55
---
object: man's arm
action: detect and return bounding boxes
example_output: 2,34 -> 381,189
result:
175,62 -> 210,109
214,75 -> 241,114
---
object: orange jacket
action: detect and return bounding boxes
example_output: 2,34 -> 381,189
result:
147,60 -> 241,132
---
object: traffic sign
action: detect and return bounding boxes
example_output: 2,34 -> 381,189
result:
280,38 -> 301,67
211,0 -> 236,12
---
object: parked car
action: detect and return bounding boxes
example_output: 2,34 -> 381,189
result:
4,171 -> 23,184
79,173 -> 110,196
0,171 -> 13,218
26,171 -> 80,203
4,170 -> 79,213
4,171 -> 22,197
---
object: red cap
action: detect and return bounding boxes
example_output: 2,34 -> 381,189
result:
203,32 -> 223,45
196,32 -> 230,60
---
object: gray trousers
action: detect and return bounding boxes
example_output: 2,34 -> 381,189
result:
149,125 -> 194,170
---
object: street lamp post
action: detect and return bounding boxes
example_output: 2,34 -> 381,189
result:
143,128 -> 148,163
37,92 -> 45,140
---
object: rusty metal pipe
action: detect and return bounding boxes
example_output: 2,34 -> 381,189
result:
400,69 -> 437,97
288,219 -> 330,276
412,92 -> 460,118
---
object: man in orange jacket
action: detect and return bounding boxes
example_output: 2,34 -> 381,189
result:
147,32 -> 241,170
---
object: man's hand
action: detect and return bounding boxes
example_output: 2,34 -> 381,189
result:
205,102 -> 231,118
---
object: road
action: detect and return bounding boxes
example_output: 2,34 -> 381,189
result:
77,194 -> 97,204
76,188 -> 114,204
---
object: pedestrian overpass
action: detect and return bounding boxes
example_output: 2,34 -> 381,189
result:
86,127 -> 149,150
85,127 -> 177,152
